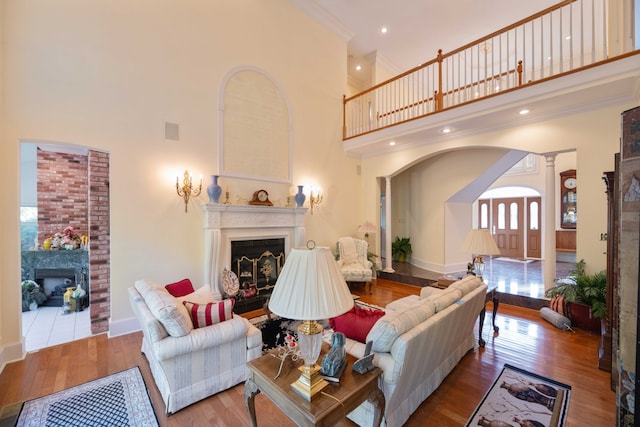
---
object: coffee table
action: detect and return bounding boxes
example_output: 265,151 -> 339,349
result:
244,342 -> 385,426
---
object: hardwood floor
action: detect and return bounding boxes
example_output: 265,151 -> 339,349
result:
0,279 -> 615,426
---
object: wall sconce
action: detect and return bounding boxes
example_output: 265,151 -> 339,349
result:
176,170 -> 202,213
309,187 -> 323,215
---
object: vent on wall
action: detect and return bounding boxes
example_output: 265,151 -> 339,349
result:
165,122 -> 180,141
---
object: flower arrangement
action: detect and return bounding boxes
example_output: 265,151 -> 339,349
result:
50,226 -> 83,250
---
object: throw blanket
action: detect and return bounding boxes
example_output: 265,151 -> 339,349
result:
339,237 -> 358,265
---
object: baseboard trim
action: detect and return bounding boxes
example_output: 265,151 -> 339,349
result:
108,316 -> 140,338
0,340 -> 26,375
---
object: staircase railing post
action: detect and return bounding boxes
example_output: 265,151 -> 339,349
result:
436,49 -> 443,111
342,94 -> 347,139
517,60 -> 523,86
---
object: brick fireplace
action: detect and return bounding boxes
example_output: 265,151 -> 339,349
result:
202,204 -> 308,308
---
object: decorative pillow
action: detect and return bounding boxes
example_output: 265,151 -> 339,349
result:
183,299 -> 235,328
449,275 -> 482,296
135,281 -> 193,337
177,285 -> 216,305
550,295 -> 567,317
330,306 -> 385,343
165,278 -> 195,297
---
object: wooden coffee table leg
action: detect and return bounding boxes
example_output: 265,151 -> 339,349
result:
368,386 -> 386,427
244,378 -> 260,427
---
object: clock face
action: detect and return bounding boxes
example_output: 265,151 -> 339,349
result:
564,178 -> 577,189
258,190 -> 268,202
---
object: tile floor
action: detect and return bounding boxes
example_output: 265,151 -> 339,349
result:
22,306 -> 91,352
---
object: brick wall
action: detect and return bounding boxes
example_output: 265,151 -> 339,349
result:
88,150 -> 110,334
37,149 -> 89,242
36,148 -> 111,335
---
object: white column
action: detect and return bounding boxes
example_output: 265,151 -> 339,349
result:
383,176 -> 395,273
544,154 -> 557,292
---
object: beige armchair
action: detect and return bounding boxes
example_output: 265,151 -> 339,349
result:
337,237 -> 374,294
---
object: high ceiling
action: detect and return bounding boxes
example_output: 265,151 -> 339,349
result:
298,0 -> 558,83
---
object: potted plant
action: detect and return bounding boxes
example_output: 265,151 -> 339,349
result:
391,237 -> 412,263
545,259 -> 606,333
21,280 -> 47,312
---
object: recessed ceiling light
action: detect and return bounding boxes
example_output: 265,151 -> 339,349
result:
442,128 -> 452,134
389,140 -> 396,146
380,27 -> 388,34
519,109 -> 530,115
355,65 -> 362,71
565,35 -> 571,40
547,56 -> 552,60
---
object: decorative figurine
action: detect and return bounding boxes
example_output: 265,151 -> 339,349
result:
320,332 -> 347,380
352,340 -> 375,374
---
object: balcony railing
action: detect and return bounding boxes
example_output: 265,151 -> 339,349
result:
343,0 -> 637,140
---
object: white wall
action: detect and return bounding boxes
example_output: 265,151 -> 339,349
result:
0,0 -> 359,365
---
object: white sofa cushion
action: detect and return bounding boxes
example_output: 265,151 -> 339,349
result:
419,286 -> 443,299
367,298 -> 436,352
177,284 -> 217,305
385,295 -> 420,312
449,275 -> 483,296
135,279 -> 193,337
428,288 -> 463,312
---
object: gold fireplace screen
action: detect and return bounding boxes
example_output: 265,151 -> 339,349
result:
234,250 -> 284,297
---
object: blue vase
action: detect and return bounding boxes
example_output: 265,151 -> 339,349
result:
294,185 -> 305,207
207,175 -> 222,204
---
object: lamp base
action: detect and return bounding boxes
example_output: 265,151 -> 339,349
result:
291,364 -> 328,400
291,320 -> 328,400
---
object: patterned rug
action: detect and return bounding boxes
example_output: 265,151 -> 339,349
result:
15,366 -> 158,427
466,364 -> 571,427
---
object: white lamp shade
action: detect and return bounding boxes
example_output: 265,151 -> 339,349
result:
357,221 -> 377,234
462,229 -> 501,256
268,246 -> 354,320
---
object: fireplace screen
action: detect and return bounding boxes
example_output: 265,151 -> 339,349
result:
231,239 -> 285,299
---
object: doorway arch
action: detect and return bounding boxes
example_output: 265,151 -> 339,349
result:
20,141 -> 111,349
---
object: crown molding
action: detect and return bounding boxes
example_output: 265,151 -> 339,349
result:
289,0 -> 354,43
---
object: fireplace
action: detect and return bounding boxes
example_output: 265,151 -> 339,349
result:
22,250 -> 90,310
230,238 -> 285,313
202,204 -> 308,306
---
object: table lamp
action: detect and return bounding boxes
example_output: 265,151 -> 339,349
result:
268,245 -> 354,400
357,221 -> 377,242
462,229 -> 501,278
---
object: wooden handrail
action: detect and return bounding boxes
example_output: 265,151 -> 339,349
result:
442,0 -> 576,59
343,0 -> 635,141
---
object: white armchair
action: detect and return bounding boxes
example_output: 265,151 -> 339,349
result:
337,237 -> 374,294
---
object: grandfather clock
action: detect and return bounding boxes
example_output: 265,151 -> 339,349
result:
559,169 -> 577,229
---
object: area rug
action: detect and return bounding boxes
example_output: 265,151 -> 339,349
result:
16,366 -> 158,427
465,364 -> 571,427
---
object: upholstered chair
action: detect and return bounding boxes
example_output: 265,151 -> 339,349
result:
336,237 -> 374,294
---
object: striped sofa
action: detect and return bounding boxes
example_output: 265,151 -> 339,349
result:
128,279 -> 262,414
325,275 -> 487,427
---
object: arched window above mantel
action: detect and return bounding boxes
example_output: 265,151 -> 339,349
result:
219,67 -> 292,183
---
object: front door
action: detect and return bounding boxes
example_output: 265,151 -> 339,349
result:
526,197 -> 542,258
492,198 -> 524,258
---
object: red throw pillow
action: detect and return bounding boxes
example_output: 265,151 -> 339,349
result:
182,299 -> 235,328
165,278 -> 195,297
330,306 -> 385,343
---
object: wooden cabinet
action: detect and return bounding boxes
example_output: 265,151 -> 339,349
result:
560,169 -> 577,229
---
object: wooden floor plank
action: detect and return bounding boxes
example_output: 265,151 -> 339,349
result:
1,279 -> 615,426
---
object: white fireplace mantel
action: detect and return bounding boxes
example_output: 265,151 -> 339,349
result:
202,204 -> 308,299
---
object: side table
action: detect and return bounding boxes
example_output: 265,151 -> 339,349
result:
245,342 -> 385,426
478,284 -> 499,347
